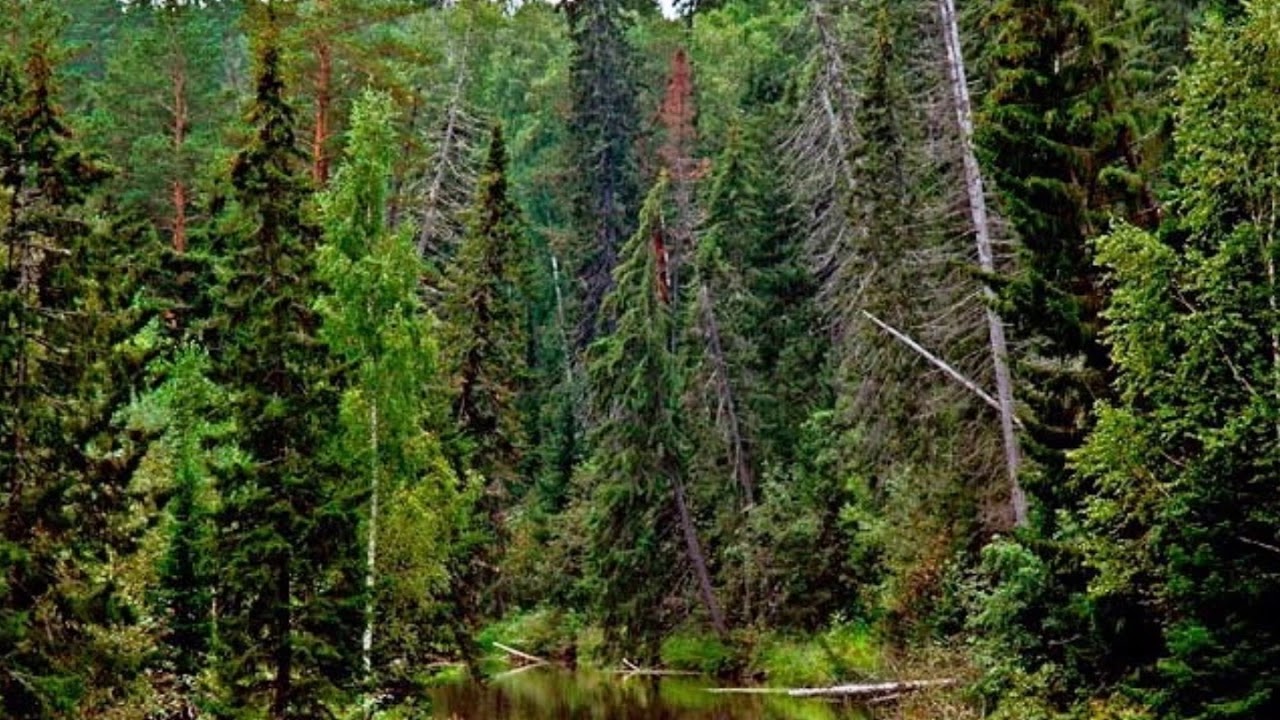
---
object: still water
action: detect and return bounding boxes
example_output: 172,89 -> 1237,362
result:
428,668 -> 871,720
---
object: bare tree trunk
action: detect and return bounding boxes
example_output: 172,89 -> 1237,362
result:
937,0 -> 1026,526
312,42 -> 331,185
362,402 -> 379,718
311,0 -> 333,185
415,66 -> 480,260
671,470 -> 727,635
696,284 -> 755,506
271,561 -> 292,720
169,42 -> 189,254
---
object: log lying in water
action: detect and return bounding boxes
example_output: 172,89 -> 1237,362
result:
707,678 -> 956,698
493,642 -> 549,666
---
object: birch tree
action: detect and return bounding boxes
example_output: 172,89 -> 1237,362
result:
317,91 -> 453,694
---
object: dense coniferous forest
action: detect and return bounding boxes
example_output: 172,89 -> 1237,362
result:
1,0 -> 1277,717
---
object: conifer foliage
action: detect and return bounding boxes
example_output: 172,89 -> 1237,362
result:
208,23 -> 362,718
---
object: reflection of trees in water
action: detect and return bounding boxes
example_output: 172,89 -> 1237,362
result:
428,669 -> 864,720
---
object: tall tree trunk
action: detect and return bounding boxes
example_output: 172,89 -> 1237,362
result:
937,0 -> 1026,525
696,284 -> 755,506
311,3 -> 332,186
271,560 -> 292,719
362,402 -> 378,717
170,44 -> 189,253
671,469 -> 727,635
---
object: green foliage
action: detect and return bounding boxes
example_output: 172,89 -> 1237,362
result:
659,631 -> 736,675
583,174 -> 707,653
316,90 -> 459,690
206,31 -> 363,717
750,621 -> 881,688
566,0 -> 641,345
476,607 -> 587,665
0,12 -> 157,714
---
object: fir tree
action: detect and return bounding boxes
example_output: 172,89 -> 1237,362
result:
586,175 -> 726,653
207,23 -> 361,718
565,0 -> 640,347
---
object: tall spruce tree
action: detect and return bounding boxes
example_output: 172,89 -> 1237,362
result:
586,175 -> 726,653
441,123 -> 530,620
973,0 -> 1171,701
979,0 -> 1160,503
207,20 -> 361,718
565,0 -> 640,347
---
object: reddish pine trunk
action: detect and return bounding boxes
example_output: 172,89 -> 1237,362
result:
653,226 -> 670,304
170,42 -> 189,253
311,35 -> 332,184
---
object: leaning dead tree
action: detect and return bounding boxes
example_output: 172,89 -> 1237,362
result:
785,0 -> 1014,536
409,48 -> 485,264
658,48 -> 757,507
936,0 -> 1026,525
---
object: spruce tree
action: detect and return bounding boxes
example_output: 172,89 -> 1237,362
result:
134,347 -> 227,682
206,23 -> 361,718
979,0 -> 1160,502
974,0 -> 1171,699
586,175 -> 726,653
440,123 -> 530,621
565,0 -> 640,347
0,11 -> 155,715
444,124 -> 529,497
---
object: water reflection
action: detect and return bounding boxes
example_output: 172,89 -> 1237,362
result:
428,668 -> 869,720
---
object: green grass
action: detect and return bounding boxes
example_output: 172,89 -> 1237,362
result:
659,631 -> 738,674
751,620 -> 882,687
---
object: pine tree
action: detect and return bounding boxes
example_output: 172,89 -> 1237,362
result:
206,21 -> 361,717
439,123 -> 530,620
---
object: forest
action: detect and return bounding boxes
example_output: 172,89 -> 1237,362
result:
1,0 -> 1278,717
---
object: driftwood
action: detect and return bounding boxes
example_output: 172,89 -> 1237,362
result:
707,678 -> 956,699
492,642 -> 549,666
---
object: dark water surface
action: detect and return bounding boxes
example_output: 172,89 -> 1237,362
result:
428,668 -> 870,720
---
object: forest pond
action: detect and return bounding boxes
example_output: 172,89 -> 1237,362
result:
428,668 -> 871,719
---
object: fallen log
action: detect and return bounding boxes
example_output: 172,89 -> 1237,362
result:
609,658 -> 699,676
707,678 -> 956,698
492,642 -> 549,666
790,679 -> 956,698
